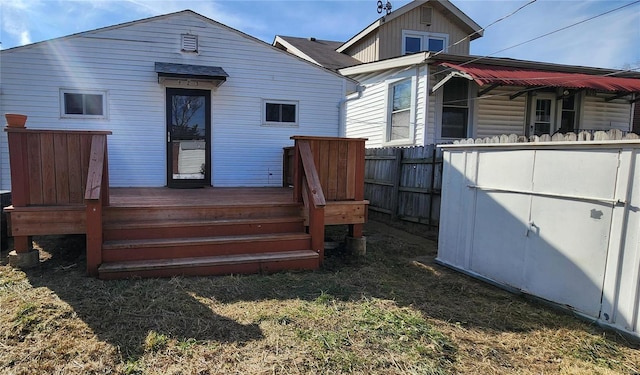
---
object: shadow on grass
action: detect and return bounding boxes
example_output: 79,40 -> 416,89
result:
22,235 -> 263,359
19,220 -> 639,362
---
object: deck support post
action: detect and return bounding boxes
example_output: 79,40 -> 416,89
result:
86,200 -> 102,277
346,224 -> 366,256
7,236 -> 39,268
345,235 -> 366,256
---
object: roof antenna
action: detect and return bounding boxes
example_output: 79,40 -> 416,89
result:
377,0 -> 392,15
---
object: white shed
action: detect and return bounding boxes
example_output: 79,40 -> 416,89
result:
437,140 -> 640,340
0,10 -> 355,189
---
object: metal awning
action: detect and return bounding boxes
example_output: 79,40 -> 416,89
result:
154,62 -> 228,87
434,62 -> 640,95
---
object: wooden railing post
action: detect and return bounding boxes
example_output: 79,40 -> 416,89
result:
349,139 -> 366,238
85,134 -> 107,276
5,127 -> 34,264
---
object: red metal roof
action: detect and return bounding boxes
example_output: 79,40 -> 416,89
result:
439,62 -> 640,93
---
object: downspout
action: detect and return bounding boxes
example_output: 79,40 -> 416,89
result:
338,84 -> 365,137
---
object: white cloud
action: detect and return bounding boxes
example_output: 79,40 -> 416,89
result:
19,30 -> 31,45
0,0 -> 41,49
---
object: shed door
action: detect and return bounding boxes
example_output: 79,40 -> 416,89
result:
469,149 -> 619,318
166,88 -> 211,188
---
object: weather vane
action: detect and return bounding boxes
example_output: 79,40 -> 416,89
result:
377,0 -> 392,15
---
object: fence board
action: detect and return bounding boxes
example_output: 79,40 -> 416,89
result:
365,145 -> 442,228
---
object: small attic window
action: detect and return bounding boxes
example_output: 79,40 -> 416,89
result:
420,6 -> 433,25
181,34 -> 198,52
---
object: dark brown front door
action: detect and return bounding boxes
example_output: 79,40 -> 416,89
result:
166,88 -> 211,188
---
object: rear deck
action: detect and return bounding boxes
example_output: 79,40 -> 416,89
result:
4,127 -> 368,279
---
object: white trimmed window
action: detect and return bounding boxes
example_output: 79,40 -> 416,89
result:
402,30 -> 448,54
386,78 -> 415,144
263,100 -> 298,126
441,78 -> 470,139
60,89 -> 107,119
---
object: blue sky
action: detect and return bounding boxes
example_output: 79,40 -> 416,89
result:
1,0 -> 638,69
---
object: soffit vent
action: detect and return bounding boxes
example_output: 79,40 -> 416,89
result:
421,6 -> 433,25
181,34 -> 198,52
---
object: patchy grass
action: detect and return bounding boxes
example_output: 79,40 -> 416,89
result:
1,222 -> 639,374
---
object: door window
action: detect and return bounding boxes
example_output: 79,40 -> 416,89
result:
167,88 -> 210,187
531,95 -> 556,136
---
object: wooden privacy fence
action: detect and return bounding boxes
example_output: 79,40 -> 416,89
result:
365,145 -> 442,228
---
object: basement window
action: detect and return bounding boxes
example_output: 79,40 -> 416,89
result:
60,89 -> 107,119
263,100 -> 298,126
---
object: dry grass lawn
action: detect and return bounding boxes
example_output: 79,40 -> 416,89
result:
1,220 -> 639,374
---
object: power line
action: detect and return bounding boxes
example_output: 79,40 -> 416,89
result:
432,0 -> 640,77
437,0 -> 538,57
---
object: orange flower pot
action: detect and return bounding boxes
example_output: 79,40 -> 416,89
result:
5,113 -> 27,128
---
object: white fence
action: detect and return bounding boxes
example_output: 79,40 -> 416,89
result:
437,139 -> 640,340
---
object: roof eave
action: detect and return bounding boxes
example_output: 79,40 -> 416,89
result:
339,52 -> 431,76
272,36 -> 322,67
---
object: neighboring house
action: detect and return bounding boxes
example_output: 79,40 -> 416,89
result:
272,36 -> 361,71
0,10 -> 356,190
277,0 -> 640,148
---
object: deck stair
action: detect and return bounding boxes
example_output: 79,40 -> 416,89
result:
97,202 -> 319,279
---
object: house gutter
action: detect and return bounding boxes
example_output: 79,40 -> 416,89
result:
338,84 -> 365,137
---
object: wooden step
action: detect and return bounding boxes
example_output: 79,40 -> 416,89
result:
103,216 -> 305,241
101,232 -> 312,262
103,203 -> 303,223
97,250 -> 320,279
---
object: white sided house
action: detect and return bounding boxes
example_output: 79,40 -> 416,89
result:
0,10 -> 356,189
341,54 -> 640,147
274,0 -> 640,147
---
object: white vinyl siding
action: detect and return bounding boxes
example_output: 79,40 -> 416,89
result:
0,12 -> 348,189
581,94 -> 632,131
476,87 -> 527,138
345,66 -> 427,148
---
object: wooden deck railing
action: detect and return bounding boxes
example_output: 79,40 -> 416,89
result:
85,134 -> 109,276
291,136 -> 367,255
293,140 -> 326,261
289,136 -> 366,202
5,128 -> 112,206
5,126 -> 111,274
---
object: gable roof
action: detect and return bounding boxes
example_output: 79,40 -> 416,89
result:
337,0 -> 483,54
273,36 -> 361,70
0,9 -> 355,85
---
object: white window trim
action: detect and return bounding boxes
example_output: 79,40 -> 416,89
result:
60,88 -> 108,119
383,77 -> 417,146
402,30 -> 449,55
261,99 -> 299,127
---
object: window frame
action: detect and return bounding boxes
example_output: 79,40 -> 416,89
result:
384,77 -> 416,145
262,99 -> 299,127
440,78 -> 470,139
60,89 -> 108,119
402,30 -> 449,54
